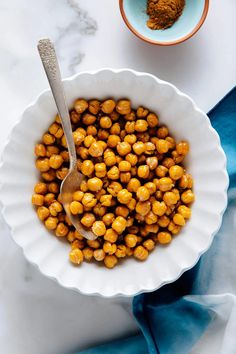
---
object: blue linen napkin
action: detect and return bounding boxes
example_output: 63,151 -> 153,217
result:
79,87 -> 236,354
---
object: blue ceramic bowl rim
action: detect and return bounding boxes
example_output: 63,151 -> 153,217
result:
119,0 -> 209,46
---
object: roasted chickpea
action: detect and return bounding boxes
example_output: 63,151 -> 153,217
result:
106,166 -> 119,180
77,146 -> 89,160
144,142 -> 155,155
55,222 -> 69,237
124,134 -> 137,145
100,194 -> 113,207
158,215 -> 170,228
104,255 -> 118,268
157,231 -> 172,244
155,165 -> 168,178
127,178 -> 140,193
83,135 -> 96,149
82,247 -> 93,261
102,213 -> 115,226
41,170 -> 56,182
93,203 -> 107,217
88,141 -> 104,157
88,99 -> 100,115
56,167 -> 69,180
132,141 -> 146,155
45,216 -> 58,230
107,135 -> 121,148
118,161 -> 131,172
136,201 -> 151,216
143,239 -> 155,251
176,141 -> 189,155
104,228 -> 118,243
80,160 -> 94,176
103,241 -> 117,255
74,99 -> 88,114
137,165 -> 150,179
80,180 -> 88,192
117,142 -> 131,156
146,156 -> 158,170
115,244 -> 126,258
35,158 -> 50,172
152,201 -> 167,216
37,206 -> 50,221
69,248 -> 84,265
125,153 -> 138,166
145,224 -> 159,234
43,133 -> 55,145
136,186 -> 150,201
82,193 -> 97,208
125,121 -> 135,134
156,139 -> 169,154
87,239 -> 100,249
82,113 -> 96,125
181,190 -> 195,204
168,221 -> 181,235
157,126 -> 169,139
32,194 -> 44,206
81,213 -> 95,228
112,216 -> 127,234
145,211 -> 158,225
120,172 -> 131,184
179,174 -> 193,189
173,213 -> 185,226
87,125 -> 97,136
34,182 -> 47,195
110,122 -> 121,135
144,182 -> 156,195
47,146 -> 60,157
115,206 -> 129,218
169,165 -> 184,180
104,151 -> 117,166
134,245 -> 148,261
87,177 -> 103,192
35,143 -> 46,157
163,191 -> 179,206
100,99 -> 115,114
69,201 -> 83,215
107,181 -> 123,196
116,99 -> 131,115
172,150 -> 185,164
93,163 -> 106,178
49,201 -> 63,216
177,205 -> 191,219
159,177 -> 174,192
92,221 -> 106,237
135,119 -> 148,132
147,113 -> 159,127
117,189 -> 132,204
73,131 -> 85,146
125,111 -> 136,121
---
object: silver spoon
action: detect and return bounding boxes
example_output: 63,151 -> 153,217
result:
37,38 -> 97,241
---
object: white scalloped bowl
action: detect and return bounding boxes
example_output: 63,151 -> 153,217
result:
0,69 -> 228,297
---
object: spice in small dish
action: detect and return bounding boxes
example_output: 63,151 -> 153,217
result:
146,0 -> 185,30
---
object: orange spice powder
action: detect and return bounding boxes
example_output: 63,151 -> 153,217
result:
147,0 -> 185,30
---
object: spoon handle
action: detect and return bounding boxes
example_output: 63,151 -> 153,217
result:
37,38 -> 77,169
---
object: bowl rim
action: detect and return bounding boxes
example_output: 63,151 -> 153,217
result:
119,0 -> 209,46
0,68 -> 229,297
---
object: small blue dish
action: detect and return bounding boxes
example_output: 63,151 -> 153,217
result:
119,0 -> 209,46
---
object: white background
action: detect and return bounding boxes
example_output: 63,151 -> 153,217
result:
0,0 -> 235,353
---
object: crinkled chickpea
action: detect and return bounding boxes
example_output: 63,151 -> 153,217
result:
125,111 -> 136,121
156,165 -> 168,178
70,110 -> 80,124
70,201 -> 83,215
117,189 -> 132,204
147,113 -> 159,127
144,142 -> 155,155
35,158 -> 50,172
88,99 -> 100,115
127,178 -> 141,193
56,167 -> 69,180
166,136 -> 176,150
157,126 -> 169,139
74,99 -> 88,114
156,139 -> 169,154
157,231 -> 172,244
32,194 -> 44,206
107,166 -> 120,180
34,182 -> 47,195
130,166 -> 137,176
81,213 -> 95,228
45,216 -> 58,230
110,122 -> 121,135
37,206 -> 50,221
102,213 -> 115,226
107,135 -> 121,148
100,116 -> 112,129
132,141 -> 146,155
35,143 -> 46,157
55,223 -> 69,237
172,150 -> 185,164
173,213 -> 185,226
104,228 -> 118,243
181,190 -> 195,204
124,234 -> 138,248
135,119 -> 148,132
87,239 -> 100,249
94,163 -> 106,178
48,182 -> 59,194
93,203 -> 107,217
168,222 -> 181,235
49,154 -> 64,170
92,221 -> 106,237
117,142 -> 131,156
95,188 -> 106,200
83,135 -> 96,148
103,241 -> 117,255
136,186 -> 150,201
125,121 -> 135,133
125,153 -> 138,166
41,170 -> 56,182
80,180 -> 88,192
146,156 -> 158,170
104,255 -> 118,268
118,161 -> 131,172
87,177 -> 103,192
178,205 -> 191,219
82,247 -> 94,261
137,165 -> 150,179
69,248 -> 84,264
176,141 -> 189,155
67,231 -> 76,243
100,194 -> 113,207
115,206 -> 129,218
87,125 -> 97,136
101,99 -> 116,114
116,99 -> 131,115
163,191 -> 179,206
120,172 -> 131,184
44,193 -> 55,206
124,134 -> 137,145
137,106 -> 149,118
46,146 -> 60,157
159,177 -> 174,192
49,201 -> 63,216
82,113 -> 96,125
143,239 -> 155,251
81,160 -> 94,176
145,211 -> 158,225
152,200 -> 167,216
144,182 -> 156,195
169,165 -> 184,180
82,193 -> 97,208
107,181 -> 123,196
134,245 -> 148,261
77,146 -> 89,159
162,157 -> 175,169
114,245 -> 126,258
145,224 -> 159,234
110,110 -> 120,121
136,201 -> 151,216
179,174 -> 193,189
104,151 -> 117,166
73,131 -> 85,146
88,141 -> 104,157
43,133 -> 55,145
112,216 -> 127,234
94,249 -> 106,261
158,215 -> 170,228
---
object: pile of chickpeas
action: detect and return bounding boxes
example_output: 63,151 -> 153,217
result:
32,98 -> 194,269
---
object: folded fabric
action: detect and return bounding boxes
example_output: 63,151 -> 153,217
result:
78,87 -> 236,354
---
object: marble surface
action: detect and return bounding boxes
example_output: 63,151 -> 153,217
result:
0,0 -> 235,353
